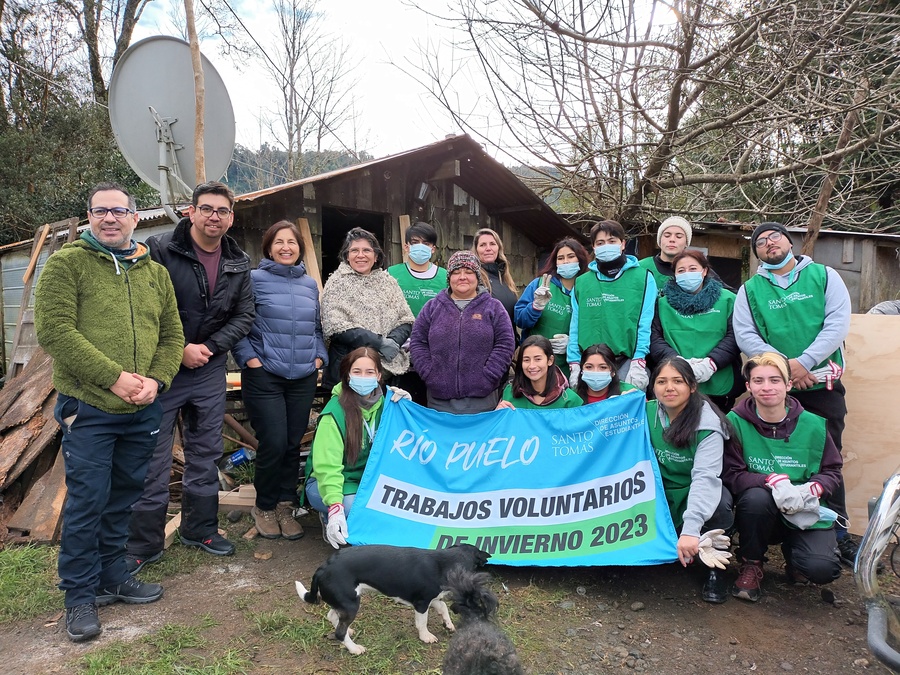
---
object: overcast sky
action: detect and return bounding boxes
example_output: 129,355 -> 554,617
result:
133,0 -> 466,159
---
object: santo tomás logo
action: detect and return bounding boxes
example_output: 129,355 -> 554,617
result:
768,291 -> 814,310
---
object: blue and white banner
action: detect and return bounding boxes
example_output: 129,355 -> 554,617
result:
347,392 -> 678,566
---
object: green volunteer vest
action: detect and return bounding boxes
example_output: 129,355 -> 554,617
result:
727,409 -> 830,529
306,395 -> 384,493
528,280 -> 574,378
658,289 -> 736,397
744,263 -> 843,392
646,400 -> 712,529
638,256 -> 669,293
501,383 -> 583,409
574,267 -> 650,357
387,263 -> 448,317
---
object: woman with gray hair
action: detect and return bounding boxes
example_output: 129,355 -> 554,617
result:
321,227 -> 414,389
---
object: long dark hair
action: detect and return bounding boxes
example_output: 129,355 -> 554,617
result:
576,343 -> 622,400
337,347 -> 383,466
537,238 -> 589,278
512,335 -> 555,398
650,357 -> 730,448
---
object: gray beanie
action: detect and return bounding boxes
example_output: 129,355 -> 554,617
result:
657,217 -> 692,246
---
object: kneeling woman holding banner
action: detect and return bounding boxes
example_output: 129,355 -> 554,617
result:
496,335 -> 583,410
647,357 -> 734,603
304,347 -> 407,548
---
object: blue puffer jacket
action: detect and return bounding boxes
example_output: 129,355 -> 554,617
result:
232,259 -> 327,380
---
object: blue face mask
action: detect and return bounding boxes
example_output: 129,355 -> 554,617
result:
761,253 -> 794,271
348,375 -> 380,397
817,505 -> 850,529
408,243 -> 433,265
556,262 -> 580,279
675,271 -> 704,293
594,244 -> 623,262
581,370 -> 612,391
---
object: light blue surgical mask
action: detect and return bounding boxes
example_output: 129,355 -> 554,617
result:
408,243 -> 433,265
675,271 -> 704,293
581,370 -> 612,391
818,505 -> 850,529
761,253 -> 794,271
594,244 -> 623,263
556,262 -> 580,279
349,376 -> 380,397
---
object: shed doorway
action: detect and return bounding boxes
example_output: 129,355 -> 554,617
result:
321,206 -> 388,281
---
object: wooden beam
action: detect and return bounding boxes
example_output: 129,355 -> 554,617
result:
164,512 -> 182,549
218,483 -> 257,512
859,240 -> 877,312
6,446 -> 67,542
490,204 -> 542,215
429,159 -> 460,181
296,217 -> 322,294
223,413 -> 258,450
399,215 -> 411,263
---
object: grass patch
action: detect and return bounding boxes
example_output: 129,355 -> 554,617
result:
77,618 -> 252,675
0,544 -> 62,622
248,595 -> 445,675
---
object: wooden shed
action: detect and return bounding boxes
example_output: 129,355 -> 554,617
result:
229,134 -> 579,285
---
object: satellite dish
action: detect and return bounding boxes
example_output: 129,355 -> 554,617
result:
108,35 -> 236,221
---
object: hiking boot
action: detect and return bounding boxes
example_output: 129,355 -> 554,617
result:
701,569 -> 728,604
275,502 -> 305,540
837,536 -> 860,567
180,531 -> 236,556
125,550 -> 163,575
732,560 -> 764,602
66,603 -> 101,642
785,565 -> 810,586
318,510 -> 328,542
252,506 -> 281,539
96,577 -> 163,606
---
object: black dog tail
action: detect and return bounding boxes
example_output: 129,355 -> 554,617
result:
295,568 -> 322,604
444,567 -> 498,622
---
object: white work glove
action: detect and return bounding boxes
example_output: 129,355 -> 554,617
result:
697,529 -> 733,569
688,357 -> 717,384
809,360 -> 843,391
387,385 -> 412,402
378,337 -> 401,362
568,363 -> 581,388
325,503 -> 348,549
766,473 -> 805,514
549,333 -> 569,355
532,283 -> 552,311
624,358 -> 649,392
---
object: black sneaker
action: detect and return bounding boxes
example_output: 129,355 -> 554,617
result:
837,536 -> 859,567
701,569 -> 729,604
66,603 -> 101,642
180,531 -> 235,556
96,577 -> 164,606
125,551 -> 163,575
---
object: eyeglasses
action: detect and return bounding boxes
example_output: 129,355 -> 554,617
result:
755,231 -> 784,248
348,247 -> 375,255
196,205 -> 233,218
89,207 -> 134,219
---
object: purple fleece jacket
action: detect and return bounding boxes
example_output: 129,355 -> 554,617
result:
410,289 -> 516,400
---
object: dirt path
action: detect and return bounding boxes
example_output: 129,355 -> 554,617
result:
0,514 -> 882,674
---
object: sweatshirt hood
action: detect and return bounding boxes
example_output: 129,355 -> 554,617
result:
731,394 -> 805,440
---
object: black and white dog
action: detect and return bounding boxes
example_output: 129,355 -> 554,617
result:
442,568 -> 525,675
296,543 -> 490,655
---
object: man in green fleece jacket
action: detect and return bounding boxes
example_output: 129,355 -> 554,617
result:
34,182 -> 184,643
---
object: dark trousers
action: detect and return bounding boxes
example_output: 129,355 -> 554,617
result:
134,353 -> 227,512
391,370 -> 428,406
241,367 -> 318,510
56,394 -> 163,607
792,382 -> 850,533
734,487 -> 841,585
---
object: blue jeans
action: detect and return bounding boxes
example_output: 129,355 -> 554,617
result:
304,477 -> 356,522
56,394 -> 163,607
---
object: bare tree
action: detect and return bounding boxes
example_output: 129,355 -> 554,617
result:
413,0 -> 900,234
260,0 -> 359,180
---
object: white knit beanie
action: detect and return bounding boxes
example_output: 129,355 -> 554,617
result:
657,216 -> 692,246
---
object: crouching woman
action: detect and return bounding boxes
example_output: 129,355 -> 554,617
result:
304,347 -> 387,548
647,357 -> 734,603
723,352 -> 842,602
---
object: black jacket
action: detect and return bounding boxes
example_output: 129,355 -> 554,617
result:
147,218 -> 254,355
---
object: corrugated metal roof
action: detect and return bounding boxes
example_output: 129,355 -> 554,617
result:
236,134 -> 577,247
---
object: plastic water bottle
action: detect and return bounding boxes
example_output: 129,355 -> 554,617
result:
221,447 -> 257,473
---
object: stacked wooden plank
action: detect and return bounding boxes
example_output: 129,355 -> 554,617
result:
0,348 -> 64,543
